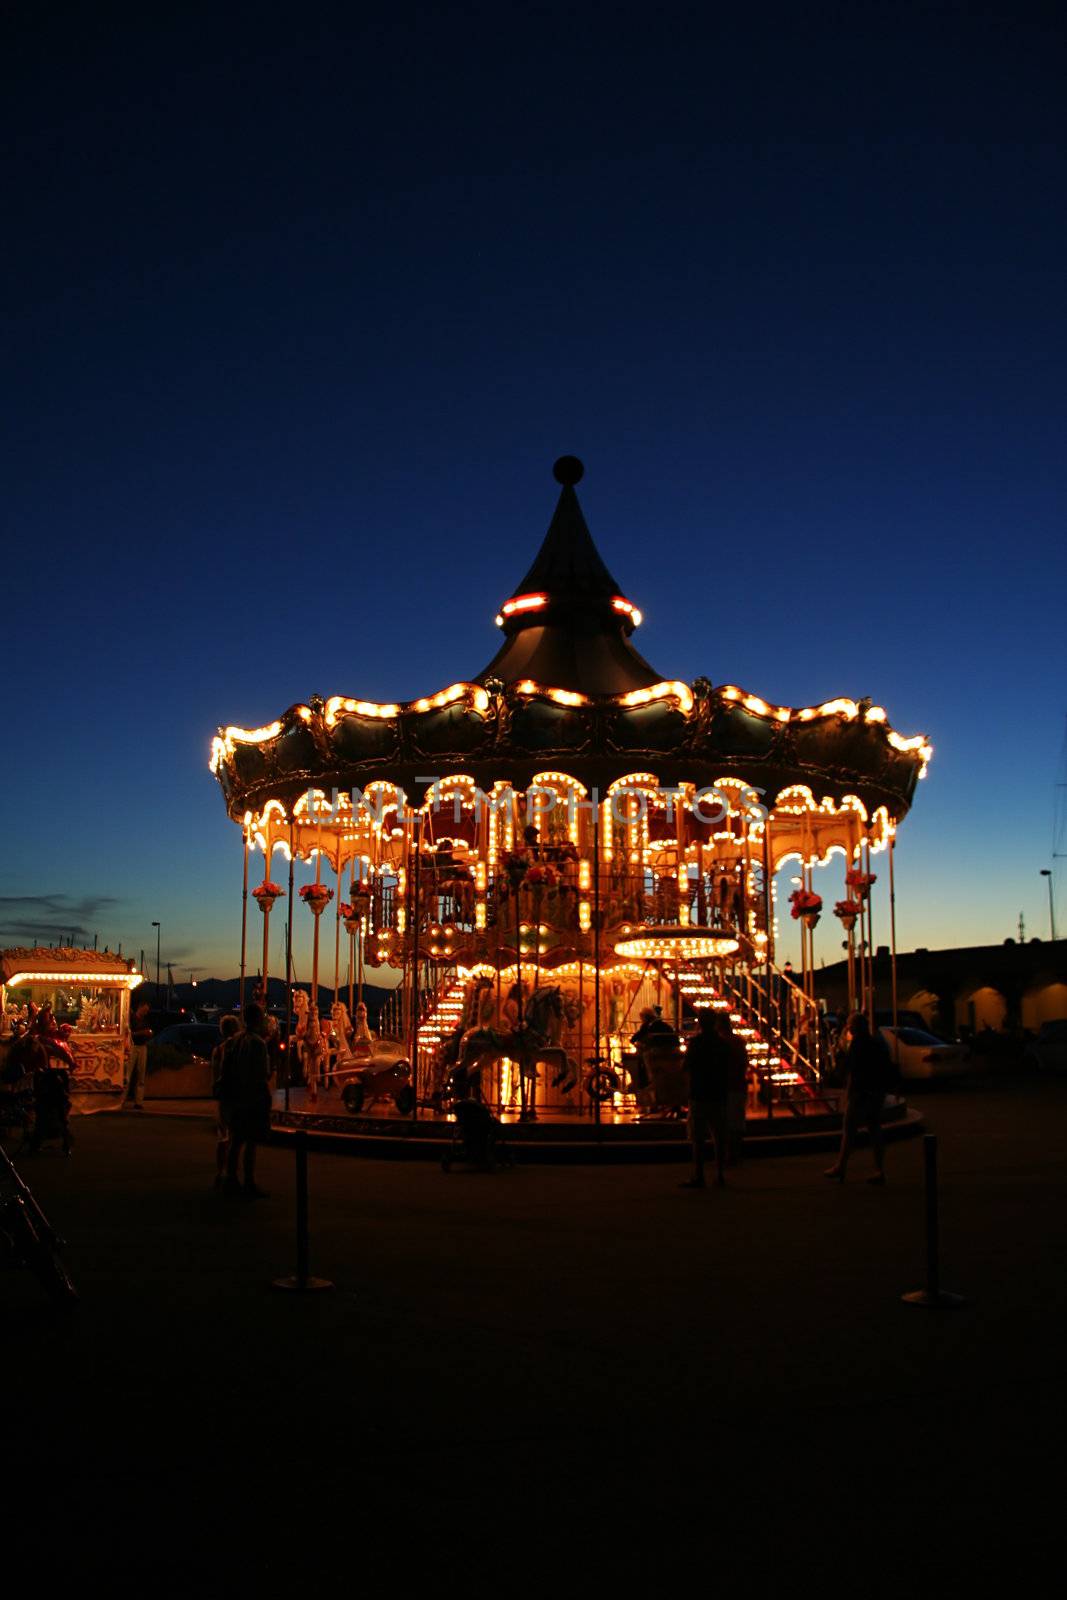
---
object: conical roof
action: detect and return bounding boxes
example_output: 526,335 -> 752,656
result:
477,456 -> 662,696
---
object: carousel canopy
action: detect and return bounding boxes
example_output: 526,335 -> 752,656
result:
210,459 -> 931,821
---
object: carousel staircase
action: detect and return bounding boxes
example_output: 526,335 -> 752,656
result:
415,978 -> 468,1078
677,962 -> 835,1113
676,967 -> 784,1080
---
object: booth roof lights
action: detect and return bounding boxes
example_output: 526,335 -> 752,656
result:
4,970 -> 144,990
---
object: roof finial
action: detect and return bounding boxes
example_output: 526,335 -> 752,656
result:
553,455 -> 584,486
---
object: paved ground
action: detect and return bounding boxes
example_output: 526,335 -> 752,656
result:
3,1072 -> 1064,1589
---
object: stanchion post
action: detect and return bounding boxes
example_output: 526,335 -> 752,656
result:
902,1134 -> 964,1309
272,1132 -> 334,1293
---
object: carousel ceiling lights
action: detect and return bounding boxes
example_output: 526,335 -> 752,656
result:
612,927 -> 740,962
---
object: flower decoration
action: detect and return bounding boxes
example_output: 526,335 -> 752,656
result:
299,883 -> 334,915
845,868 -> 877,899
340,890 -> 370,932
525,863 -> 559,890
789,887 -> 823,926
252,880 -> 284,909
833,897 -> 864,932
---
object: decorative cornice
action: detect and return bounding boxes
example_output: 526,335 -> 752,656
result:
210,678 -> 931,822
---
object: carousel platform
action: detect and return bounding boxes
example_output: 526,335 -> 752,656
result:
268,1089 -> 923,1163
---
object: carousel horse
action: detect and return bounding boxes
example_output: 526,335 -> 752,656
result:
352,1000 -> 373,1044
330,1000 -> 374,1070
453,985 -> 578,1100
292,991 -> 326,1097
330,1000 -> 355,1067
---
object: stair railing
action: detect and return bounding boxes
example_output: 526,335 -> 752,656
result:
719,941 -> 824,1086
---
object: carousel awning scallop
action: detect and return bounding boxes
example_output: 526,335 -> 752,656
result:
209,460 -> 932,823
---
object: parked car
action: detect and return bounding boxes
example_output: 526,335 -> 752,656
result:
879,1025 -> 970,1081
149,1023 -> 222,1068
1024,1019 -> 1067,1073
143,1009 -> 195,1035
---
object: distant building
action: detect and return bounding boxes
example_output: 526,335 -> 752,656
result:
815,939 -> 1067,1036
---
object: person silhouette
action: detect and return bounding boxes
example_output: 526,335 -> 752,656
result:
825,1013 -> 891,1184
679,1011 -> 728,1188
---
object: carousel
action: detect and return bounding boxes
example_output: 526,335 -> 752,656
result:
209,457 -> 931,1154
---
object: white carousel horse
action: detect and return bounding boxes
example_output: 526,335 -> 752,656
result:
330,998 -> 352,1039
352,1000 -> 373,1043
454,985 -> 577,1098
292,990 -> 327,1099
330,999 -> 377,1081
330,1000 -> 354,1068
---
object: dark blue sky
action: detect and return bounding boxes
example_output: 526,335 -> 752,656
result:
3,1 -> 1064,977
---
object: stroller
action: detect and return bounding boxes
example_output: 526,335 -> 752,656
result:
441,1099 -> 513,1173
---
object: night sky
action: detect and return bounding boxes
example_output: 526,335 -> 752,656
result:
3,2 -> 1064,981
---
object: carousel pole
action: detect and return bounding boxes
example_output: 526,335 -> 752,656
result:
801,861 -> 809,1000
592,796 -> 602,1132
808,873 -> 817,1006
308,826 -> 324,1104
514,799 -> 527,1120
762,822 -> 775,967
889,829 -> 900,1069
803,817 -> 816,1008
577,956 -> 585,1117
407,811 -> 422,1121
799,847 -> 808,1006
333,850 -> 342,1010
495,891 -> 503,1113
864,838 -> 876,1029
259,869 -> 273,1013
357,873 -> 365,1013
348,855 -> 356,1020
284,821 -> 295,1112
239,825 -> 250,1013
853,842 -> 864,1017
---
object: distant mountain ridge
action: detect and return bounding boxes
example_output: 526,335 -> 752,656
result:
161,975 -> 398,1022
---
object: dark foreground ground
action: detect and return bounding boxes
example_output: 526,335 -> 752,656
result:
4,1073 -> 1065,1591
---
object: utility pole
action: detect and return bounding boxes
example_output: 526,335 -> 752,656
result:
151,922 -> 161,1008
1040,869 -> 1058,942
1018,911 -> 1026,944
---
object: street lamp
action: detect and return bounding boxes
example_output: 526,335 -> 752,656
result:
1039,870 -> 1058,942
151,922 -> 162,1009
